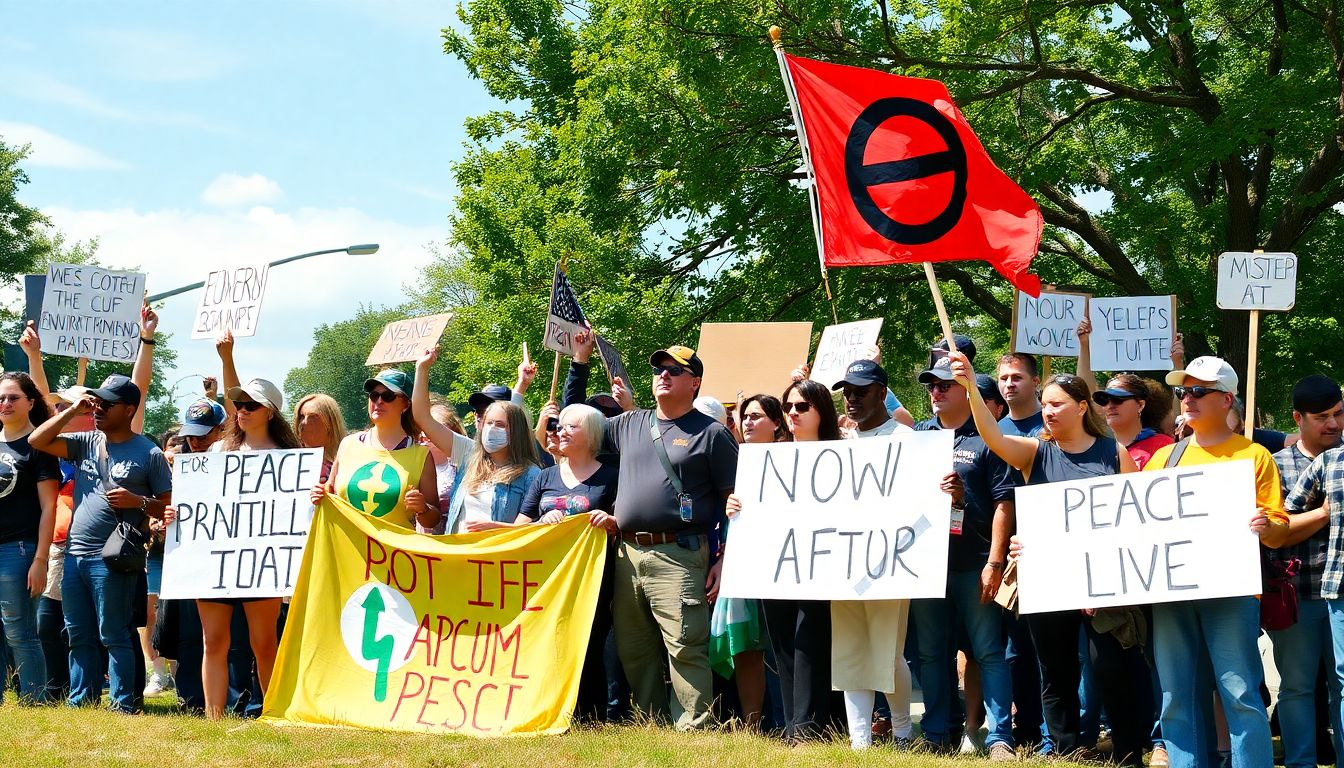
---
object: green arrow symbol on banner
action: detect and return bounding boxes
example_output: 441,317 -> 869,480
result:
360,587 -> 394,701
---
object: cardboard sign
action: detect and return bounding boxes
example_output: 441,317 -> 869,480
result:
1087,296 -> 1178,371
810,318 -> 884,389
161,448 -> 324,600
1012,289 -> 1089,357
1014,460 -> 1262,614
191,263 -> 270,339
38,263 -> 143,363
696,322 -> 812,404
594,333 -> 629,388
718,430 -> 953,601
1217,252 -> 1298,311
366,313 -> 454,366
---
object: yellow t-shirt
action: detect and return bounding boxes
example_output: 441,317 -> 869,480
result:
332,435 -> 428,529
1147,433 -> 1287,525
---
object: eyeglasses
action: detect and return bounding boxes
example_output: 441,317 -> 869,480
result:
924,381 -> 955,394
651,364 -> 689,377
365,390 -> 399,404
1092,392 -> 1138,406
783,401 -> 813,414
0,395 -> 28,404
556,423 -> 581,434
232,400 -> 266,413
1174,386 -> 1222,400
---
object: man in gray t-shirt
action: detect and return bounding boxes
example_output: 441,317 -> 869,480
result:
30,374 -> 172,713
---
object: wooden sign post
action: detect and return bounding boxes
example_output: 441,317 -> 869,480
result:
1217,250 -> 1298,437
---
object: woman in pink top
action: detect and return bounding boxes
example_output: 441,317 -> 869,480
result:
1091,373 -> 1174,469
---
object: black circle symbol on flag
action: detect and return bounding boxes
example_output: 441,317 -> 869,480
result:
845,97 -> 968,245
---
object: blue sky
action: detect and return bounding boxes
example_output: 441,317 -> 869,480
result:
3,1 -> 495,408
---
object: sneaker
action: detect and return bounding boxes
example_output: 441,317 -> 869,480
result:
989,743 -> 1017,762
143,673 -> 168,697
1148,746 -> 1170,767
961,732 -> 986,754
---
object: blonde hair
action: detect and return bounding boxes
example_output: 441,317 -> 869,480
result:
293,393 -> 347,463
428,393 -> 465,436
463,401 -> 538,492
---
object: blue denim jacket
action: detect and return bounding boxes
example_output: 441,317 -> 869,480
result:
443,455 -> 540,534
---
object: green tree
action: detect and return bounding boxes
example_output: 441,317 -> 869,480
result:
436,0 -> 1344,425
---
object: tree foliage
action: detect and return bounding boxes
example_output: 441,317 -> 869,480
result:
429,0 -> 1344,424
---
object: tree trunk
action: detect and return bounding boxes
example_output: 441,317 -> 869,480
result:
1217,308 -> 1251,397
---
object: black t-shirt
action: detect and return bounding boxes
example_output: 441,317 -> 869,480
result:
915,416 -> 1017,571
0,434 -> 62,544
518,463 -> 619,520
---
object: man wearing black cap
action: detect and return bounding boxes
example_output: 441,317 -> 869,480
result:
29,374 -> 172,714
910,356 -> 1018,760
466,356 -> 538,427
1266,375 -> 1344,768
602,343 -> 737,730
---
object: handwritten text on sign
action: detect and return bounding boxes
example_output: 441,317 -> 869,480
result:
810,318 -> 884,389
718,430 -> 953,601
192,263 -> 270,339
366,313 -> 454,366
1014,460 -> 1261,614
1087,295 -> 1178,371
161,448 -> 323,599
1013,290 -> 1088,357
1217,251 -> 1297,311
39,263 -> 144,363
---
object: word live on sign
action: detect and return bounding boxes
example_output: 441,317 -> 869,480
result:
161,448 -> 323,599
717,430 -> 953,601
1013,460 -> 1262,614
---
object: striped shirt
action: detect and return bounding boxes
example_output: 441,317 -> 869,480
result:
1284,445 -> 1344,600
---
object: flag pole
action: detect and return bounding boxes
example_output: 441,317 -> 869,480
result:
548,255 -> 572,403
922,262 -> 958,353
770,25 -> 839,326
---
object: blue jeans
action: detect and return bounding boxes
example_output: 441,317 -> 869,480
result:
911,569 -> 1014,749
1270,598 -> 1344,767
0,540 -> 46,703
1153,597 -> 1272,768
63,554 -> 138,712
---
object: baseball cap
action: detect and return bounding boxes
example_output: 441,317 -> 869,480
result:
178,398 -> 227,437
930,334 -> 977,367
45,385 -> 90,408
86,375 -> 141,407
976,374 -> 1006,407
918,356 -> 956,384
1164,356 -> 1238,393
226,378 -> 284,412
832,358 -> 889,390
468,384 -> 513,413
364,369 -> 412,398
586,393 -> 623,418
650,345 -> 704,377
1292,374 -> 1343,414
693,396 -> 727,425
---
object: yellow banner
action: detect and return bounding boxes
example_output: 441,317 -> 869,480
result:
261,495 -> 607,736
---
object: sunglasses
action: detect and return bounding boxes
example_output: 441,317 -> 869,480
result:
1092,392 -> 1138,406
365,389 -> 399,404
783,401 -> 813,414
232,400 -> 266,412
1174,385 -> 1222,400
924,381 -> 955,394
651,364 -> 689,377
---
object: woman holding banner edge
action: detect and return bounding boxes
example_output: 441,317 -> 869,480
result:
947,350 -> 1153,766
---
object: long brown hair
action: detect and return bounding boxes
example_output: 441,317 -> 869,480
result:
293,393 -> 347,463
0,373 -> 51,428
1041,374 -> 1108,441
222,403 -> 303,451
462,401 -> 538,492
1107,374 -> 1171,432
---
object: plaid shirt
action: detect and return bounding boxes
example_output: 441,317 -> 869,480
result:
1269,445 -> 1329,599
1283,444 -> 1344,600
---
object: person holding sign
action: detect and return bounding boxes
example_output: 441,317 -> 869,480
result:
948,351 -> 1153,765
315,370 -> 439,533
1142,356 -> 1290,768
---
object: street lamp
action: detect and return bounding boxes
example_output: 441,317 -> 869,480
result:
145,243 -> 380,303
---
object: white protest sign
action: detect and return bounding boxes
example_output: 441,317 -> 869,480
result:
1015,460 -> 1261,614
810,318 -> 883,389
1012,289 -> 1089,357
38,263 -> 144,363
718,430 -> 953,601
1217,252 -> 1297,311
191,263 -> 270,339
161,448 -> 324,600
365,312 -> 454,366
1087,295 -> 1178,371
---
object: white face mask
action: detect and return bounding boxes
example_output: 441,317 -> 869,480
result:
481,425 -> 509,453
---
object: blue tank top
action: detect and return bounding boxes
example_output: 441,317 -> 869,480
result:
1027,436 -> 1119,485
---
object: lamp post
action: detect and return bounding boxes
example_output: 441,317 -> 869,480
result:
145,243 -> 380,303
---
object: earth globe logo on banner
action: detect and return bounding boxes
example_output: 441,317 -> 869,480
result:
346,461 -> 402,518
340,582 -> 418,702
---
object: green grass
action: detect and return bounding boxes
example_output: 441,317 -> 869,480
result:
0,696 -> 1097,768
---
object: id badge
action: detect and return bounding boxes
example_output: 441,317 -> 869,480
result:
950,506 -> 965,536
678,493 -> 694,523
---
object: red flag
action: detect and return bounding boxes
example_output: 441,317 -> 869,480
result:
785,54 -> 1043,296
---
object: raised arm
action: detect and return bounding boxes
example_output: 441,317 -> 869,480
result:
130,303 -> 158,434
18,321 -> 50,396
563,330 -> 596,407
215,329 -> 240,417
413,346 -> 471,463
949,351 -> 1040,475
1075,318 -> 1099,394
30,397 -> 93,460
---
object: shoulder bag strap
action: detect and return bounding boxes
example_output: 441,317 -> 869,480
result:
649,420 -> 684,495
1164,437 -> 1192,469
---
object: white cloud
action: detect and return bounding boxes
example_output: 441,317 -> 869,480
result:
201,173 -> 284,208
3,70 -> 227,132
79,28 -> 241,83
40,203 -> 446,409
0,121 -> 129,171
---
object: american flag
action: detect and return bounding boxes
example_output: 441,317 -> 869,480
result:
544,263 -> 588,355
595,333 -> 629,386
